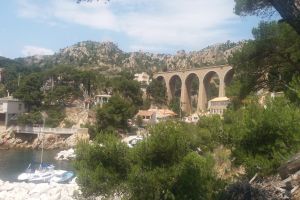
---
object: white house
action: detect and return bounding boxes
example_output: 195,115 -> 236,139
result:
0,96 -> 26,128
135,110 -> 157,126
134,72 -> 150,86
148,108 -> 177,122
208,97 -> 230,115
94,94 -> 112,108
135,108 -> 177,126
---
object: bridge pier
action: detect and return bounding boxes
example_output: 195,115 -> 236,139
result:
180,81 -> 191,114
165,77 -> 173,103
197,78 -> 206,112
219,76 -> 225,97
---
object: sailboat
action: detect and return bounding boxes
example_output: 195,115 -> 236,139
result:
17,125 -> 56,182
18,118 -> 74,183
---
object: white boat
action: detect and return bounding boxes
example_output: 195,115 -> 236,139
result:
50,170 -> 74,183
17,163 -> 34,181
17,163 -> 55,182
28,171 -> 54,183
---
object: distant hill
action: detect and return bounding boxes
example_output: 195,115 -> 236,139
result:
1,40 -> 244,74
0,56 -> 22,68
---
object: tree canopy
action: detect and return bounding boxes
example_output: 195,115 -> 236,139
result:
229,21 -> 300,98
75,121 -> 225,199
234,0 -> 300,34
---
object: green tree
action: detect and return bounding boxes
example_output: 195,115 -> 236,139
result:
173,152 -> 221,200
14,73 -> 43,110
44,85 -> 78,106
96,95 -> 136,132
234,0 -> 300,34
75,133 -> 131,197
75,121 -> 225,199
224,98 -> 300,176
128,122 -> 223,200
197,115 -> 227,151
229,21 -> 300,98
113,77 -> 143,107
169,97 -> 181,115
17,111 -> 43,126
146,79 -> 167,105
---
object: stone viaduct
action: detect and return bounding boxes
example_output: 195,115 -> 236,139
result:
153,65 -> 233,114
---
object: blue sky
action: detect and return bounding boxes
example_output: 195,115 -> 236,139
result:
0,0 -> 278,58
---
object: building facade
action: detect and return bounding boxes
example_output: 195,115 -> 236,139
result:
208,97 -> 230,115
0,96 -> 26,128
134,72 -> 150,85
94,94 -> 112,108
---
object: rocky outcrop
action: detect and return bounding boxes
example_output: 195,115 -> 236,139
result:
60,107 -> 95,129
0,130 -> 82,150
13,40 -> 244,74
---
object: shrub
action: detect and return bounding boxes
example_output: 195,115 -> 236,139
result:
74,133 -> 131,197
224,97 -> 300,176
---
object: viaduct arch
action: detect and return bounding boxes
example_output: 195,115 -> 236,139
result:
153,65 -> 233,114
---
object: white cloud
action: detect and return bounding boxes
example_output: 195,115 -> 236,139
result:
21,46 -> 54,57
17,0 -> 241,51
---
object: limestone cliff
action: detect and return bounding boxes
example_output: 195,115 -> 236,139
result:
13,40 -> 244,74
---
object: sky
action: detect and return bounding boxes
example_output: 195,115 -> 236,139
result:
0,0 -> 278,58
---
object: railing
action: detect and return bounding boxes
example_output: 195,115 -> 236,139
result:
14,126 -> 78,135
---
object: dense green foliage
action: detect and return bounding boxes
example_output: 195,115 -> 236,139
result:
75,121 -> 225,199
146,79 -> 167,105
234,0 -> 272,16
14,73 -> 43,109
96,95 -> 136,132
234,0 -> 300,35
225,98 -> 300,176
169,97 -> 181,115
75,133 -> 130,197
111,76 -> 143,107
229,21 -> 300,99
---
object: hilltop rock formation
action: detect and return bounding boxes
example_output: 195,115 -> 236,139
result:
2,40 -> 244,75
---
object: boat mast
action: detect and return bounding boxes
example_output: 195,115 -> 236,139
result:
40,112 -> 47,164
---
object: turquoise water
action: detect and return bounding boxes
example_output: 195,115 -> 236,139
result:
0,149 -> 74,181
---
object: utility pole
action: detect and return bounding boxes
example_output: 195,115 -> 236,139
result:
17,73 -> 20,87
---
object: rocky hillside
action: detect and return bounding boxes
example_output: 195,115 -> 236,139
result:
3,40 -> 244,74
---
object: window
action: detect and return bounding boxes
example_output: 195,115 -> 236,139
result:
18,104 -> 22,111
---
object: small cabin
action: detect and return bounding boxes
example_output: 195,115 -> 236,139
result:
0,96 -> 26,128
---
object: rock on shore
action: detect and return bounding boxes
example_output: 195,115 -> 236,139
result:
0,179 -> 80,200
0,130 -> 79,150
0,179 -> 122,200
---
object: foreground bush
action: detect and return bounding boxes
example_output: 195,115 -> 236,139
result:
74,133 -> 131,197
224,97 -> 300,176
75,121 -> 225,199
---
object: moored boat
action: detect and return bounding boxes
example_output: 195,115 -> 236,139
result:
50,170 -> 74,183
17,163 -> 55,182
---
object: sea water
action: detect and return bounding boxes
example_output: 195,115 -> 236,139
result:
0,149 -> 74,181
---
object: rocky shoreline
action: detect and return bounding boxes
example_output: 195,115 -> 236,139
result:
0,179 -> 122,200
0,130 -> 78,150
0,179 -> 80,200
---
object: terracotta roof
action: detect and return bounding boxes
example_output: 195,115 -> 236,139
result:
136,110 -> 155,117
148,108 -> 177,117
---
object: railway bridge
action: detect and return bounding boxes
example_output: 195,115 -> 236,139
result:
153,65 -> 233,114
